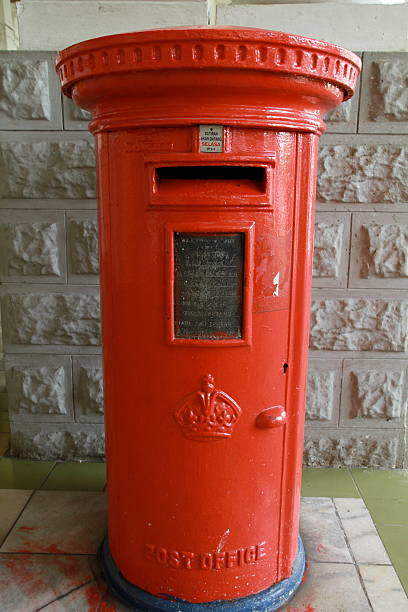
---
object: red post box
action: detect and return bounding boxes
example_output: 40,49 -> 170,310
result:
56,28 -> 360,611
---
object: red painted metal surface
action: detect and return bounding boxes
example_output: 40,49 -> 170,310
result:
56,27 -> 360,604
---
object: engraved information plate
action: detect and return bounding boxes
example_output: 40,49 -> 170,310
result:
174,233 -> 244,340
199,125 -> 223,153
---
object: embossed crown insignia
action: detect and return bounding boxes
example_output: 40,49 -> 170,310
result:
175,374 -> 242,441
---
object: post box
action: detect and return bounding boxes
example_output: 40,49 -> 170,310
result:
56,28 -> 360,611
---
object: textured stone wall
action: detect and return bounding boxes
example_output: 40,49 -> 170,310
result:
307,52 -> 408,468
0,51 -> 103,459
0,51 -> 407,466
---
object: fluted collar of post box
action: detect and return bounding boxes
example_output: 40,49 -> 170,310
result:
55,27 -> 361,135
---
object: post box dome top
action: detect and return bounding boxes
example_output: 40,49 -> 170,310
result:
56,27 -> 361,135
56,26 -> 360,100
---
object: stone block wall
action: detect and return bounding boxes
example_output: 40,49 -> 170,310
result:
306,53 -> 408,468
0,51 -> 407,466
0,51 -> 103,460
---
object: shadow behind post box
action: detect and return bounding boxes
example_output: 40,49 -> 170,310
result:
56,28 -> 361,612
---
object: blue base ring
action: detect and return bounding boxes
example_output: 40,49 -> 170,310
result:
100,536 -> 306,612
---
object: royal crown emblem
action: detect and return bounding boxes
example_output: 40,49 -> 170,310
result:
175,374 -> 242,441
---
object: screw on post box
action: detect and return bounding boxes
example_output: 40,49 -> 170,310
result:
56,27 -> 360,612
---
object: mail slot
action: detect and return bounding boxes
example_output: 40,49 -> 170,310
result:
56,27 -> 360,611
155,166 -> 268,196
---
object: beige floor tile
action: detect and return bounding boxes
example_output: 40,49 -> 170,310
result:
0,490 -> 106,554
41,580 -> 133,611
0,553 -> 94,612
300,497 -> 352,563
0,489 -> 32,546
359,564 -> 408,612
282,561 -> 371,611
334,498 -> 391,565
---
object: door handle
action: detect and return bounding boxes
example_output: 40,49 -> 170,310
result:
256,406 -> 286,429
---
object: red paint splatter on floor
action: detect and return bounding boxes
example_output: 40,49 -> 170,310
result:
12,549 -> 32,553
42,544 -> 67,554
301,559 -> 310,585
1,553 -> 92,605
99,603 -> 119,611
52,555 -> 91,582
316,543 -> 327,554
2,555 -> 48,600
17,526 -> 36,531
84,584 -> 102,610
286,606 -> 316,612
10,538 -> 67,554
84,583 -> 118,612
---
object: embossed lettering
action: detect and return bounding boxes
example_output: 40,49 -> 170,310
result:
226,550 -> 238,568
156,547 -> 168,565
145,543 -> 267,570
181,551 -> 195,569
200,553 -> 214,569
257,541 -> 267,560
237,548 -> 246,566
168,550 -> 181,569
214,552 -> 226,569
244,546 -> 257,564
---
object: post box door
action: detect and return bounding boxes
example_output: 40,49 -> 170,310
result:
100,127 -> 298,603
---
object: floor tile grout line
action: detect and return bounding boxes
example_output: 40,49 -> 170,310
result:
370,523 -> 408,597
332,496 -> 375,612
312,560 -> 394,566
0,488 -> 37,550
346,467 -> 362,497
349,471 -> 408,595
38,461 -> 58,489
338,483 -> 400,538
40,460 -> 107,492
349,468 -> 365,499
34,578 -> 95,611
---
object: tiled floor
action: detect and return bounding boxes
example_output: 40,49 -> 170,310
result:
0,431 -> 407,611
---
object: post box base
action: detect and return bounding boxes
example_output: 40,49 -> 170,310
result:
100,536 -> 306,611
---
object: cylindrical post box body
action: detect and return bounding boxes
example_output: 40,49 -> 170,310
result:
57,28 -> 360,611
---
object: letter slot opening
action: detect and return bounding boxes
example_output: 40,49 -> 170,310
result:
154,165 -> 267,197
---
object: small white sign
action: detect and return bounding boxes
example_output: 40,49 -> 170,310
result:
199,125 -> 223,153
